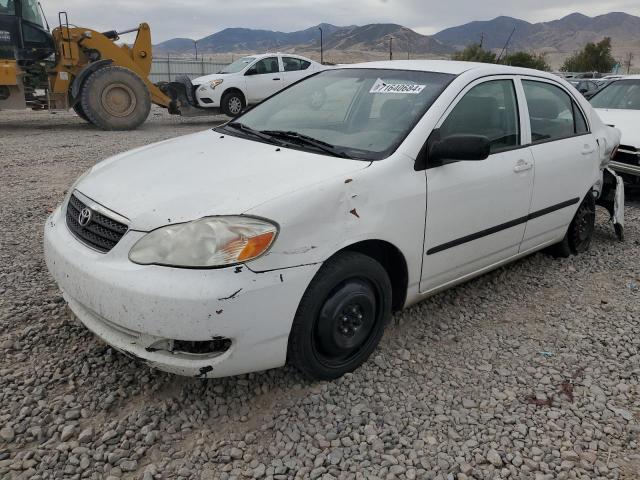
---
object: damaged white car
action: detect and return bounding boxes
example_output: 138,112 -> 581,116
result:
45,61 -> 624,380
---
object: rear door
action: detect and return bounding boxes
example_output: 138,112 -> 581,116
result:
244,57 -> 283,104
519,78 -> 598,251
421,77 -> 535,292
281,56 -> 313,87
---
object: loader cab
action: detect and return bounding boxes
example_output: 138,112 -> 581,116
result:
0,0 -> 54,62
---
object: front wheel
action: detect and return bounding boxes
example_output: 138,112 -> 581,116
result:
80,66 -> 151,131
288,252 -> 392,380
221,91 -> 245,117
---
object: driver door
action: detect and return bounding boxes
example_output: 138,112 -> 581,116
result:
244,57 -> 283,104
421,77 -> 534,292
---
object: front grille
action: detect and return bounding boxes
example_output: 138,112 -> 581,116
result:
66,194 -> 128,253
615,145 -> 640,166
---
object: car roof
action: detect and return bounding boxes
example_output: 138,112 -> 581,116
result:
336,60 -> 562,80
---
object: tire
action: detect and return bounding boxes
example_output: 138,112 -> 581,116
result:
72,102 -> 90,123
546,193 -> 596,258
288,251 -> 392,380
80,66 -> 151,131
221,90 -> 245,117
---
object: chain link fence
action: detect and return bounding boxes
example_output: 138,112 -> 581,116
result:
150,57 -> 231,83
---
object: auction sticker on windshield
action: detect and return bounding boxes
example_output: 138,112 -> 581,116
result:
370,78 -> 426,94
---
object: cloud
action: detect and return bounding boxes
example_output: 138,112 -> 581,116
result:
42,0 -> 640,42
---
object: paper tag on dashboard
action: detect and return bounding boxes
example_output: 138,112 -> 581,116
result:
370,78 -> 426,94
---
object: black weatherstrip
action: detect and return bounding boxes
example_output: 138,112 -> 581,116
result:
426,197 -> 580,255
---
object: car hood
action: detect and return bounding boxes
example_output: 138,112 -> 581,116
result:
192,72 -> 236,86
75,130 -> 370,231
594,109 -> 640,147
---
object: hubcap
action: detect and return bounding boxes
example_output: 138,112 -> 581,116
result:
314,279 -> 378,365
101,83 -> 136,117
228,97 -> 242,115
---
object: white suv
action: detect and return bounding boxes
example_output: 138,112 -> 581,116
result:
192,53 -> 324,116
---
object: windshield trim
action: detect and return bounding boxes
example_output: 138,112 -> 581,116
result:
218,68 -> 457,161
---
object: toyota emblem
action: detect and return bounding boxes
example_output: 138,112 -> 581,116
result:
78,207 -> 92,227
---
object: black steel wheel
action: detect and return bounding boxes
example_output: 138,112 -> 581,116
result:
568,193 -> 595,254
545,193 -> 596,258
288,252 -> 392,380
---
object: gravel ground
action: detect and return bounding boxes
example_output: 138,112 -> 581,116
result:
1,108 -> 639,480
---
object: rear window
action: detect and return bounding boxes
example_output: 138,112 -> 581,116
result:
590,80 -> 640,110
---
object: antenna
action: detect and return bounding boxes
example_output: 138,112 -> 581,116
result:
496,27 -> 516,64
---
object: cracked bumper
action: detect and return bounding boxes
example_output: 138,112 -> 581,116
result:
43,206 -> 321,377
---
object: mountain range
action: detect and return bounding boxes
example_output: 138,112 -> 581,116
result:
154,12 -> 640,68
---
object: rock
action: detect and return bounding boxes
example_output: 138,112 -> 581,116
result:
0,428 -> 15,443
487,449 -> 503,467
60,425 -> 75,442
78,427 -> 94,444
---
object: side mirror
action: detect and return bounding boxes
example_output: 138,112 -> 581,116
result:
415,132 -> 490,170
579,87 -> 588,94
245,68 -> 257,76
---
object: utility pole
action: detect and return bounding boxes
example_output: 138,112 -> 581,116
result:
318,26 -> 324,64
479,32 -> 485,48
625,52 -> 634,74
389,36 -> 394,61
194,40 -> 198,60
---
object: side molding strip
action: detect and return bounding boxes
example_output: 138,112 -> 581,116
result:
426,197 -> 580,255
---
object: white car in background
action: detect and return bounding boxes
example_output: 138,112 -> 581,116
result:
45,61 -> 623,380
591,75 -> 640,182
192,53 -> 324,116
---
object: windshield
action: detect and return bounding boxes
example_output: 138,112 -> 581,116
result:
225,68 -> 454,160
590,80 -> 640,110
0,0 -> 15,15
220,56 -> 256,74
22,0 -> 44,27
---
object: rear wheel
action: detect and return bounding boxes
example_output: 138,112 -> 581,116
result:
288,252 -> 392,380
80,66 -> 151,131
546,193 -> 596,258
221,90 -> 245,117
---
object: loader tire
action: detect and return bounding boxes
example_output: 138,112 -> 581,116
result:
72,103 -> 90,123
80,66 -> 151,131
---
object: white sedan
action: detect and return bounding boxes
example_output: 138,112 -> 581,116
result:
45,61 -> 623,380
192,53 -> 324,116
591,75 -> 640,182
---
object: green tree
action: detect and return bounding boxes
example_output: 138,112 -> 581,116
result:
503,51 -> 550,71
452,44 -> 496,63
561,37 -> 617,73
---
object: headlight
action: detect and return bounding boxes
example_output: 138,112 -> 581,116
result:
129,216 -> 278,268
209,79 -> 224,89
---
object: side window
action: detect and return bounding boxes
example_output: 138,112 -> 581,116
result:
247,57 -> 279,75
283,57 -> 311,72
522,80 -> 587,143
439,79 -> 520,154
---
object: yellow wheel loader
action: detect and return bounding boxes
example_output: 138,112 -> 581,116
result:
0,0 -> 198,130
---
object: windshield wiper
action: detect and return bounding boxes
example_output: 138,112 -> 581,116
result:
261,130 -> 353,158
225,122 -> 285,145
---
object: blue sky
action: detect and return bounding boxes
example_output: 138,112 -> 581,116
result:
44,0 -> 640,42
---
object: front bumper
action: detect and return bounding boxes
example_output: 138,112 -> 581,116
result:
44,206 -> 321,377
194,83 -> 223,108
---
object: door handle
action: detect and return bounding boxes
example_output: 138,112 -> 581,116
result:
273,78 -> 281,81
513,160 -> 533,173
